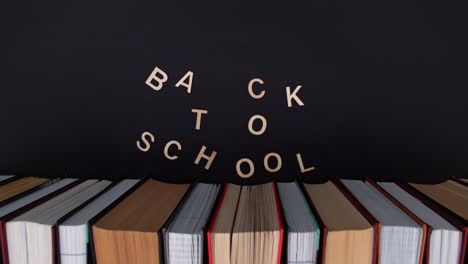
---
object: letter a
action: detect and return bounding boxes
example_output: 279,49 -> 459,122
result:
175,71 -> 194,94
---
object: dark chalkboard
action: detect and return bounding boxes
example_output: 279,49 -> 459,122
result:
1,1 -> 467,184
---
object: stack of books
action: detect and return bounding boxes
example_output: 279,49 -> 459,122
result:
0,175 -> 466,264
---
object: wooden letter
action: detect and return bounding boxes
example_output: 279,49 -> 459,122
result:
164,140 -> 182,160
248,114 -> 267,136
194,145 -> 217,170
236,158 -> 255,178
264,152 -> 282,173
248,78 -> 265,99
145,66 -> 168,91
296,153 -> 315,173
192,109 -> 208,130
136,131 -> 155,152
175,71 -> 194,94
286,85 -> 305,107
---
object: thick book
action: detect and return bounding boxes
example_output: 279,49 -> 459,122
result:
457,178 -> 468,185
162,183 -> 221,264
56,179 -> 140,264
91,179 -> 191,264
376,180 -> 463,264
366,179 -> 428,264
6,179 -> 112,264
451,177 -> 468,187
339,179 -> 424,264
0,177 -> 16,185
207,182 -> 283,264
277,181 -> 320,264
410,181 -> 468,223
404,181 -> 468,264
301,180 -> 377,264
0,178 -> 81,264
0,177 -> 50,204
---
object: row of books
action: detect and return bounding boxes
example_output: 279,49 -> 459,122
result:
0,175 -> 466,264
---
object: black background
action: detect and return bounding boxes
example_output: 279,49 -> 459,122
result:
1,1 -> 467,184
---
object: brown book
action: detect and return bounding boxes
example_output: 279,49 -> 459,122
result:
451,177 -> 468,186
410,180 -> 468,263
92,179 -> 190,264
0,177 -> 49,203
0,176 -> 19,186
301,181 -> 376,264
410,181 -> 468,222
458,178 -> 468,185
208,184 -> 241,264
207,182 -> 283,264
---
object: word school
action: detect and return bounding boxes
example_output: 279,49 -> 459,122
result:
136,66 -> 315,178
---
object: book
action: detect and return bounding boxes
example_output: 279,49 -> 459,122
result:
0,177 -> 50,203
377,181 -> 463,264
341,179 -> 423,264
92,179 -> 190,264
0,177 -> 15,183
410,181 -> 468,222
277,181 -> 320,264
207,182 -> 283,264
6,179 -> 111,264
207,184 -> 240,264
0,178 -> 79,264
58,179 -> 140,264
0,176 -> 19,187
458,178 -> 468,184
163,183 -> 221,264
400,182 -> 468,264
302,181 -> 375,264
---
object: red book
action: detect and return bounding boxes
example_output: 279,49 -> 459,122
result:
272,181 -> 284,264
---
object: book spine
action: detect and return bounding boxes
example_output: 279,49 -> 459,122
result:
460,227 -> 468,264
0,220 -> 8,264
52,225 -> 57,264
271,181 -> 283,264
423,226 -> 432,264
206,183 -> 227,264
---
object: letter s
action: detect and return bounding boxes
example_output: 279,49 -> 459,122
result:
136,131 -> 155,152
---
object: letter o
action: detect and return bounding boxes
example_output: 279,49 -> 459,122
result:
248,115 -> 267,136
236,158 -> 255,178
264,152 -> 282,173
